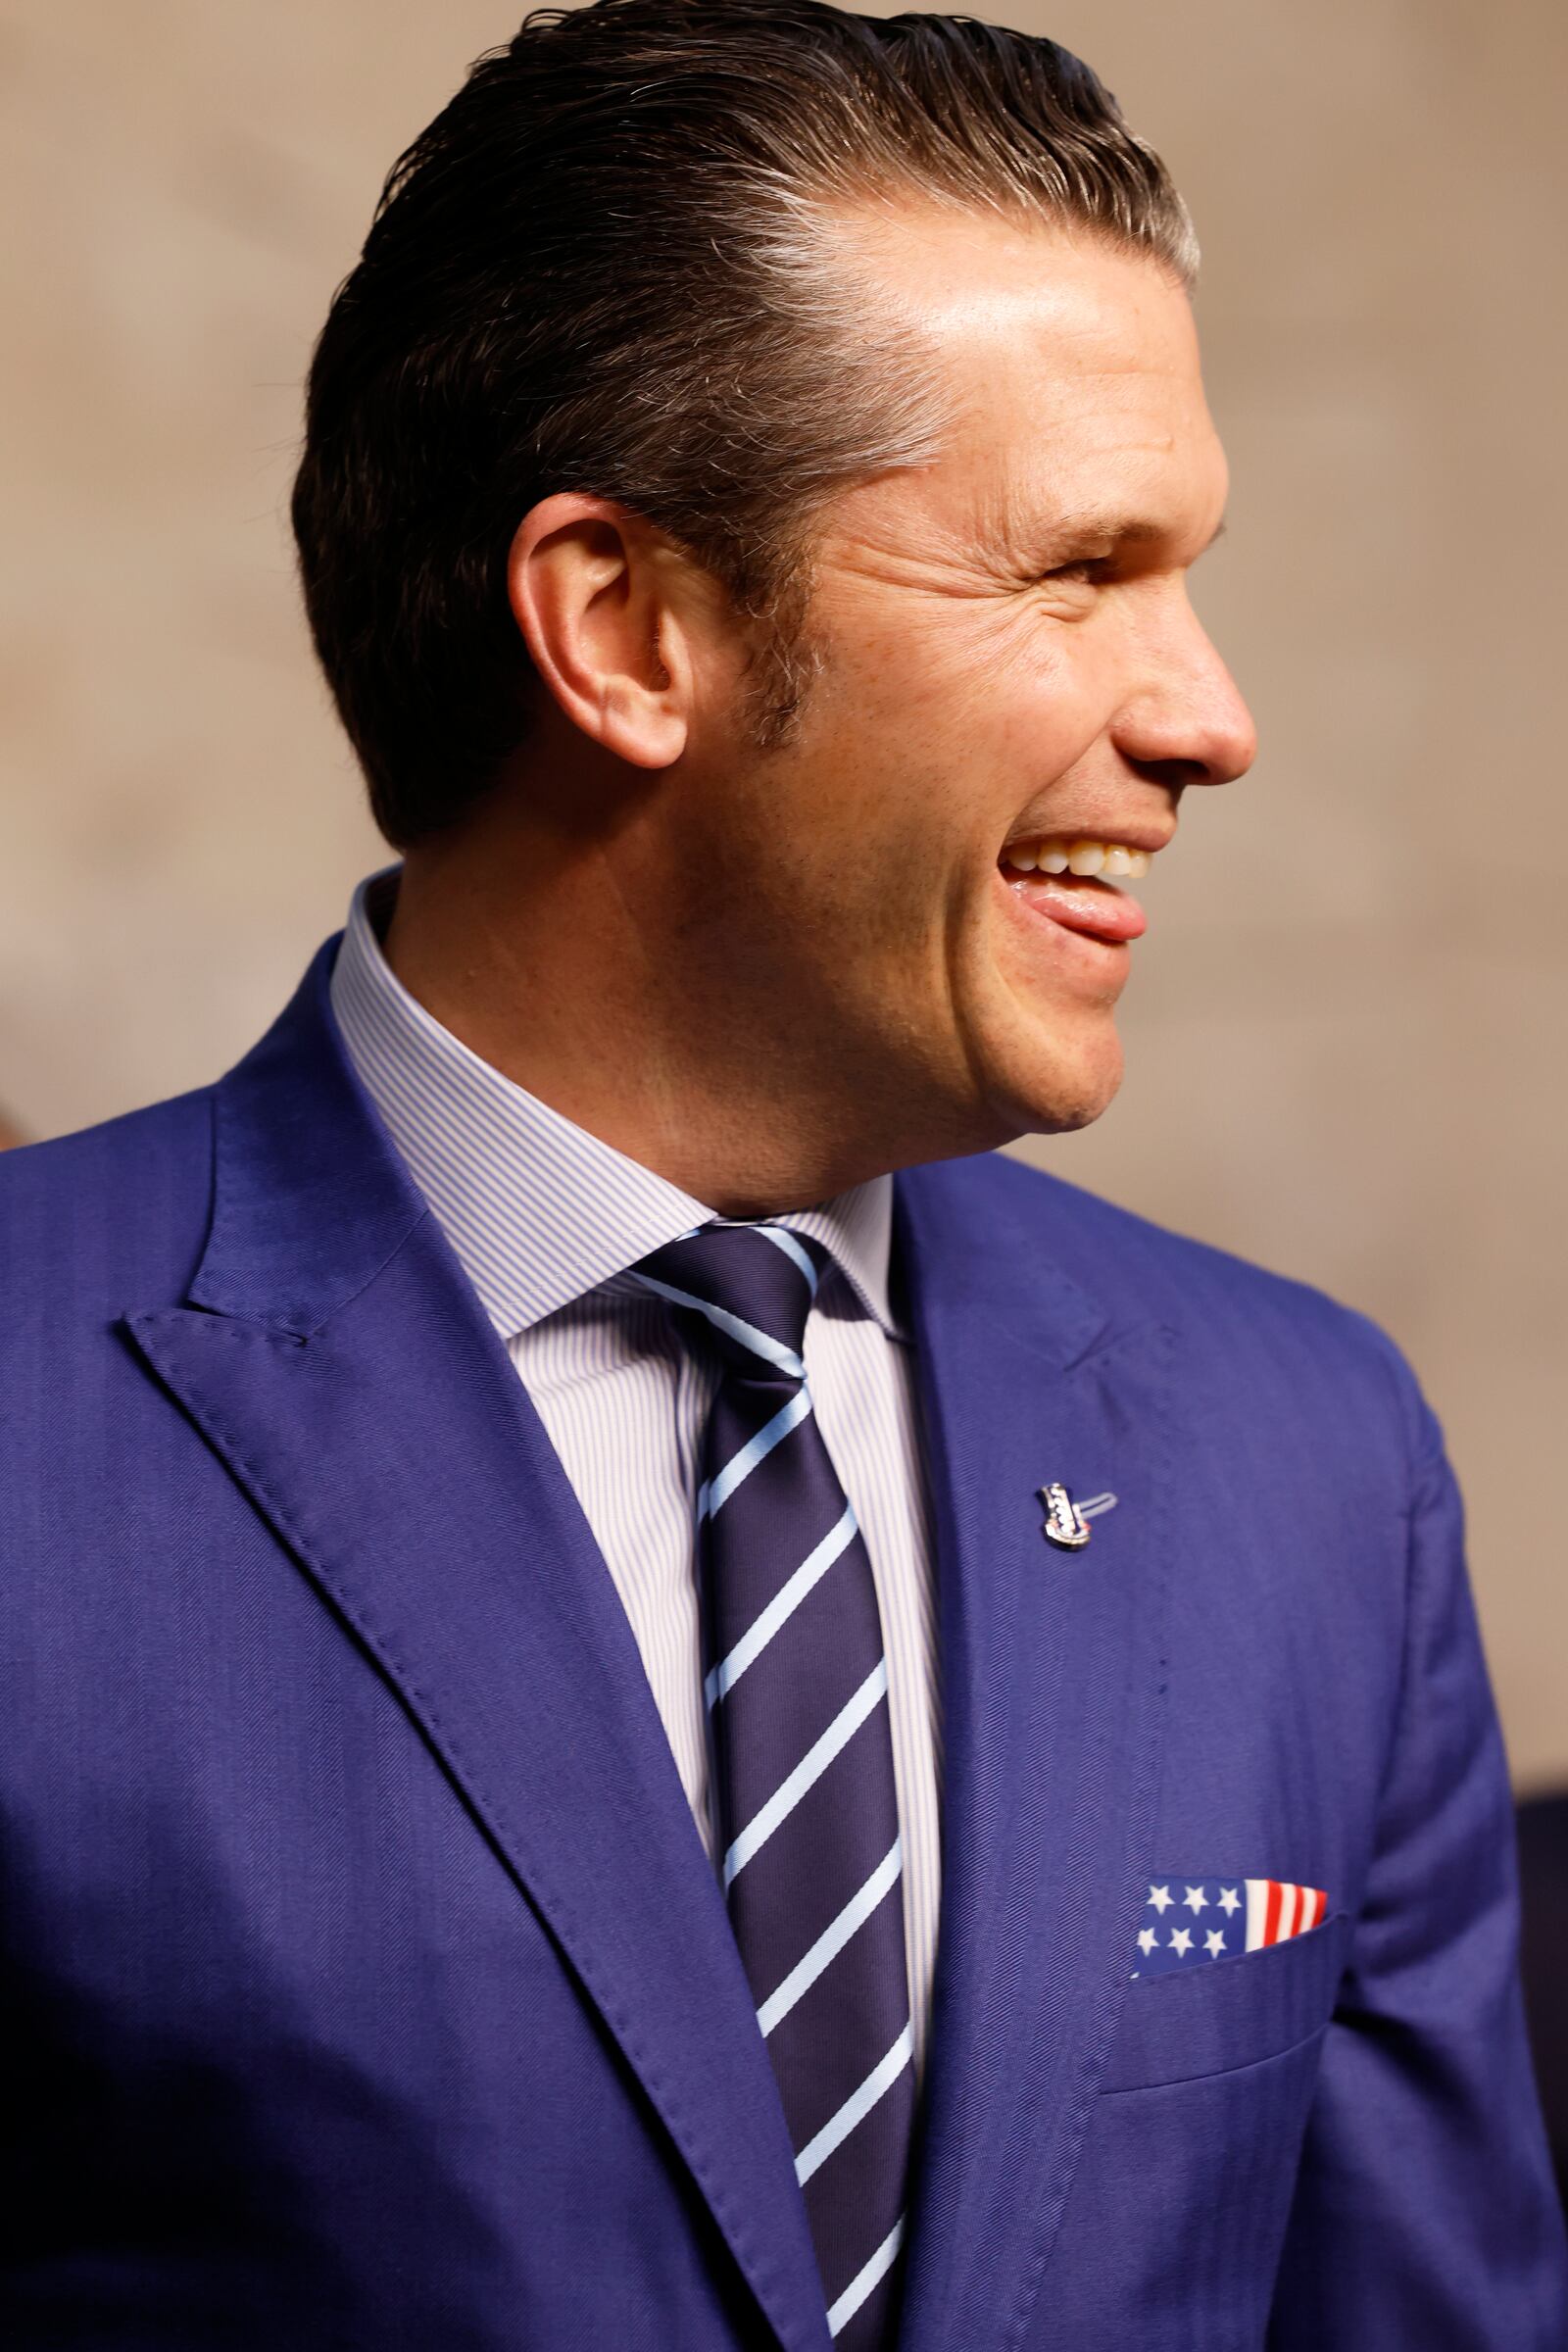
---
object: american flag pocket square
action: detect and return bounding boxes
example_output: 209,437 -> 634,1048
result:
1132,1878 -> 1329,1978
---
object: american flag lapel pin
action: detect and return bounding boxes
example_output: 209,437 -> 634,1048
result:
1038,1483 -> 1117,1549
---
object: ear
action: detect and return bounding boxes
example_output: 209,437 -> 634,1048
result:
507,493 -> 700,769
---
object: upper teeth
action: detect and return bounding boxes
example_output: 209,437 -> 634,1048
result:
1004,838 -> 1152,879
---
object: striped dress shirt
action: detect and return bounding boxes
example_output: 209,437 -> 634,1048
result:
329,871 -> 944,2079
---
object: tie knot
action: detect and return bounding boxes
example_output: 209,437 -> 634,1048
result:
628,1222 -> 826,1381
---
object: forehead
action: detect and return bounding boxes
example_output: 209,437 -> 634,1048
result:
830,202 -> 1225,547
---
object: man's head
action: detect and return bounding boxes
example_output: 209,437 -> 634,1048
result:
293,0 -> 1256,1206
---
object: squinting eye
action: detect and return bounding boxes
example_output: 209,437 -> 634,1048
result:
1044,559 -> 1108,584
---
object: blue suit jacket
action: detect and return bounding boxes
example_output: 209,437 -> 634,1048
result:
2,940 -> 1563,2349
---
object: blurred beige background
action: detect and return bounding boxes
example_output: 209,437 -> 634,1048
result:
1,3 -> 1563,1782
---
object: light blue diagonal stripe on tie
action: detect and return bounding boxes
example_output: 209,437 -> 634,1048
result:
794,2022 -> 914,2185
826,2215 -> 907,2339
699,1386 -> 813,1522
626,1271 -> 806,1380
757,1224 -> 820,1293
705,1500 -> 858,1706
722,1657 -> 889,1887
757,1838 -> 903,2037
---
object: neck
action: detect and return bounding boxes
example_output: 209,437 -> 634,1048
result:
381,803 -> 904,1218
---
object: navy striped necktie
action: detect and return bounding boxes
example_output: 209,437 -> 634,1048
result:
629,1221 -> 914,2348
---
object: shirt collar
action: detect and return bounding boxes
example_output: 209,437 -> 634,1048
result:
329,869 -> 900,1342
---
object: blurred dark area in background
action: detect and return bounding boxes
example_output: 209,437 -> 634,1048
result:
1518,1793 -> 1568,2211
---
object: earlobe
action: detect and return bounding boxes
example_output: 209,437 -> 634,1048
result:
507,493 -> 689,769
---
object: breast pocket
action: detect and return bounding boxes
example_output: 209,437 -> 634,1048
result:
1027,1913 -> 1353,2347
1101,1910 -> 1349,2092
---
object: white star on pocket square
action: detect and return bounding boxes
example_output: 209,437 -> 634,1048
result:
1131,1877 -> 1328,1978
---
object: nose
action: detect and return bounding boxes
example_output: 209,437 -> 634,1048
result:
1112,594 -> 1258,793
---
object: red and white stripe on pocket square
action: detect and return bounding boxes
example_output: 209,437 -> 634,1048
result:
1132,1878 -> 1329,1978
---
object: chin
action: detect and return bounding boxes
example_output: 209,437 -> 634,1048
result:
991,1021 -> 1125,1138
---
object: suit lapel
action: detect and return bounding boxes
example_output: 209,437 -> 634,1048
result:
891,1164 -> 1178,2352
124,949 -> 833,2352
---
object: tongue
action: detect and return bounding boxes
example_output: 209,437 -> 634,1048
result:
1007,869 -> 1147,944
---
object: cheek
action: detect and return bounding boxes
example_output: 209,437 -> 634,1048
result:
976,625 -> 1113,777
850,604 -> 1112,790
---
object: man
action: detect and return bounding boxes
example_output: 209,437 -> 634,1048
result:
2,1 -> 1562,2342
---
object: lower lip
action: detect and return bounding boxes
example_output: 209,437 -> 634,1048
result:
996,865 -> 1149,956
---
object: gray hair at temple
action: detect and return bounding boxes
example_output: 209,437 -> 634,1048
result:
291,0 -> 1199,847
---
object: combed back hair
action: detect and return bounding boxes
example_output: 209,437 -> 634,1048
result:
291,0 -> 1199,847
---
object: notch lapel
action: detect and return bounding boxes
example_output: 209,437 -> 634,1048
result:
891,1164 -> 1178,2352
124,949 -> 833,2352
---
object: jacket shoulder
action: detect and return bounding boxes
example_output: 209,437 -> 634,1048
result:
915,1150 -> 1434,1469
0,1087 -> 217,1322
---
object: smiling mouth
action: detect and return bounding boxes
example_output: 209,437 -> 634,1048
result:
997,834 -> 1155,947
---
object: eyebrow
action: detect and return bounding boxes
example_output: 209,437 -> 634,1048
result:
1031,510 -> 1229,560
